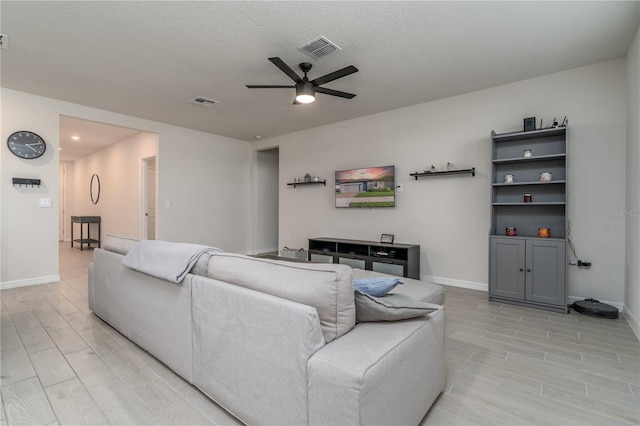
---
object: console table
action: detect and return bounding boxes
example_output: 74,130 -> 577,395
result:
71,216 -> 101,251
308,237 -> 420,279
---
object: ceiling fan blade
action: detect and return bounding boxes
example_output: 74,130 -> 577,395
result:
311,65 -> 358,86
315,87 -> 356,99
246,85 -> 295,88
268,57 -> 303,83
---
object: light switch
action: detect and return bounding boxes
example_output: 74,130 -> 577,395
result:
39,198 -> 52,208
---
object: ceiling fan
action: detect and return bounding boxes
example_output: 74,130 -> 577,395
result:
246,57 -> 358,104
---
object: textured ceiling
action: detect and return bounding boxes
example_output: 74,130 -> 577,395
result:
1,1 -> 639,143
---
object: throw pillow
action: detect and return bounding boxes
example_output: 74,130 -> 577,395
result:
354,290 -> 440,322
353,277 -> 403,297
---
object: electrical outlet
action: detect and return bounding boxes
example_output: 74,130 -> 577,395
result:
0,34 -> 8,50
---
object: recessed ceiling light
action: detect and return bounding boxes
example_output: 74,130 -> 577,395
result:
71,136 -> 80,140
255,135 -> 262,139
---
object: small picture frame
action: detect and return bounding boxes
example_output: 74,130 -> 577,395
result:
523,117 -> 536,132
380,233 -> 394,244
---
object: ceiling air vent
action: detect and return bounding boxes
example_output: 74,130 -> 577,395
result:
298,36 -> 341,59
190,96 -> 217,107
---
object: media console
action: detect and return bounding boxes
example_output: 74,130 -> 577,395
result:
308,237 -> 420,279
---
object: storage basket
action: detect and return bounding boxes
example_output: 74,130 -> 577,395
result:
281,247 -> 307,260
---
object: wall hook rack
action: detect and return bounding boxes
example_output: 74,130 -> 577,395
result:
12,177 -> 41,187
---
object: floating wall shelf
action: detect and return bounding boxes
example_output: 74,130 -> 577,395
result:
287,180 -> 326,188
410,167 -> 475,180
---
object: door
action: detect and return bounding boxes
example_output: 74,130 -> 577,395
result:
58,164 -> 66,241
490,237 -> 525,300
142,156 -> 157,240
525,240 -> 566,305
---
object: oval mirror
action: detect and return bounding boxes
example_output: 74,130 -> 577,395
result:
90,174 -> 101,204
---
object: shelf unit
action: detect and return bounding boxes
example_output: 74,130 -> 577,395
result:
489,126 -> 567,313
410,168 -> 475,179
308,237 -> 420,279
287,180 -> 326,188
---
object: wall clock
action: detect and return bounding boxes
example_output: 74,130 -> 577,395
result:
7,131 -> 47,159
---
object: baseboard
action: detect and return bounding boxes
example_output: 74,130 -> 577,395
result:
1,275 -> 60,290
421,274 -> 488,292
622,304 -> 640,341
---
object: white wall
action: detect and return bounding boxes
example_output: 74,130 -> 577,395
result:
1,89 -> 252,288
625,28 -> 640,337
255,59 -> 628,304
69,131 -> 158,240
1,91 -> 61,286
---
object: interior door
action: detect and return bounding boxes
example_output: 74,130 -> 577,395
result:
58,164 -> 66,241
143,156 -> 156,240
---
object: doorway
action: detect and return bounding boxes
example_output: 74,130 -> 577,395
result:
256,148 -> 279,254
142,156 -> 157,240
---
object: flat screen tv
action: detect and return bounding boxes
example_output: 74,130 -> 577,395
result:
335,165 -> 396,208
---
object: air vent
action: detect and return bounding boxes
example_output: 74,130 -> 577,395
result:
298,36 -> 341,59
190,96 -> 217,107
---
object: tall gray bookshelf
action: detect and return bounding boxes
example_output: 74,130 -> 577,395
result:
489,127 -> 568,313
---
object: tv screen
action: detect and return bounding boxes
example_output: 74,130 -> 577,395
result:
335,165 -> 396,208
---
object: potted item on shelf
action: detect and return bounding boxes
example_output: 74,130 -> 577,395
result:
506,227 -> 517,236
304,173 -> 312,182
523,149 -> 533,158
503,174 -> 514,183
447,162 -> 453,171
540,172 -> 552,182
538,228 -> 551,238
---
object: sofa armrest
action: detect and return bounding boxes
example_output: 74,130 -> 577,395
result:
307,307 -> 445,426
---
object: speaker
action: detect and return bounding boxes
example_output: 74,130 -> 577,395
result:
523,117 -> 536,132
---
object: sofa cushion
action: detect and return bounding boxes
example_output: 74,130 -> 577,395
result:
354,290 -> 440,322
207,253 -> 355,343
103,235 -> 139,255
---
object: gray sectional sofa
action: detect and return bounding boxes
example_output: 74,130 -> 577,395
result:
88,236 -> 445,425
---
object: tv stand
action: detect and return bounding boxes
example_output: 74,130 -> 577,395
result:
308,237 -> 420,279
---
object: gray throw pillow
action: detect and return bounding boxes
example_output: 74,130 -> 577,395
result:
354,290 -> 440,322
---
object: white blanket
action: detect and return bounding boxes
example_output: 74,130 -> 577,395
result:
122,240 -> 223,283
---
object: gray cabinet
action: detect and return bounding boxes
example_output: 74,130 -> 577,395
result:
489,127 -> 568,313
308,237 -> 420,279
490,237 -> 525,300
490,237 -> 566,310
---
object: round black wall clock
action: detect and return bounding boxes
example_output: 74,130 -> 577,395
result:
7,131 -> 47,159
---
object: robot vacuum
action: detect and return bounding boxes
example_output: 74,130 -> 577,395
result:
570,298 -> 619,319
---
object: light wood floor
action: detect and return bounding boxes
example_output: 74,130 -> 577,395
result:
1,243 -> 638,425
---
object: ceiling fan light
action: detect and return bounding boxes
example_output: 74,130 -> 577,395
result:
295,94 -> 315,103
296,83 -> 316,103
